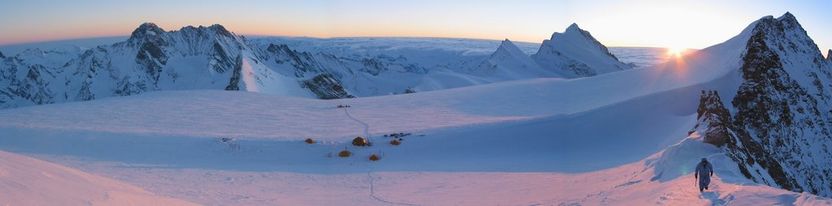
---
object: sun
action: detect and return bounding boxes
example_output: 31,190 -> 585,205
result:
667,47 -> 687,58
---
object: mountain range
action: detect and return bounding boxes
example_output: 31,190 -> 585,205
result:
1,11 -> 832,205
0,22 -> 632,108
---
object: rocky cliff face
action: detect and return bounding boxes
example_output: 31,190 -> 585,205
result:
691,91 -> 731,147
694,13 -> 832,197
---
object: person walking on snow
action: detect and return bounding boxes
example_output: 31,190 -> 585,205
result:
695,158 -> 714,192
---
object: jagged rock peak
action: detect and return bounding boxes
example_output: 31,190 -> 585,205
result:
499,38 -> 513,46
826,49 -> 831,61
696,90 -> 725,117
693,90 -> 731,146
496,39 -> 522,52
180,24 -> 235,38
0,51 -> 4,58
560,23 -> 596,42
130,22 -> 165,40
777,11 -> 797,21
752,12 -> 807,35
267,43 -> 292,53
564,23 -> 582,34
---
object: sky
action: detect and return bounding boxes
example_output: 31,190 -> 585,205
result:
0,0 -> 830,51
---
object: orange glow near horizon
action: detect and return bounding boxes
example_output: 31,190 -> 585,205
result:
0,1 -> 830,51
666,47 -> 687,58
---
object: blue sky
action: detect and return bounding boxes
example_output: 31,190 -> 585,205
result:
0,0 -> 829,50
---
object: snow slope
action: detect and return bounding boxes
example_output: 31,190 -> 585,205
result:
0,150 -> 196,206
0,44 -> 824,204
0,17 -> 760,172
1,12 -> 828,206
2,84 -> 829,205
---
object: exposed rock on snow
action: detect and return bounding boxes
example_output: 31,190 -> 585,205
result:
827,49 -> 831,62
692,12 -> 832,197
302,73 -> 354,99
691,90 -> 731,147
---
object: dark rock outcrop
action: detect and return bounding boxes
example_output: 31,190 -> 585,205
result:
225,55 -> 244,91
693,13 -> 832,197
301,73 -> 353,99
691,90 -> 731,146
827,49 -> 831,62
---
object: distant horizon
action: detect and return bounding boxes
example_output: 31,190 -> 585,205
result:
0,31 -> 675,50
1,0 -> 830,51
1,25 -> 830,60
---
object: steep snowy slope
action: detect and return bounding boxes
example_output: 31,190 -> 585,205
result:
0,150 -> 196,206
532,23 -> 633,78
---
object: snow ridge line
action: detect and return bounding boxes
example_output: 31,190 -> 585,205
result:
341,107 -> 418,205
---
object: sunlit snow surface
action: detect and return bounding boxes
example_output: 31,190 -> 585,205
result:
0,150 -> 196,205
1,36 -> 829,205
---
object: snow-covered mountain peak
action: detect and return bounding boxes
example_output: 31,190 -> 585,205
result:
746,11 -> 825,73
129,22 -> 165,42
565,23 -> 581,32
495,39 -> 525,57
126,22 -> 243,49
469,38 -> 549,79
776,11 -> 797,22
178,24 -> 236,39
552,23 -> 607,53
531,23 -> 632,78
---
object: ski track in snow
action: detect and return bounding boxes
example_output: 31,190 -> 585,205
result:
343,106 -> 418,205
342,107 -> 370,141
367,172 -> 420,206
